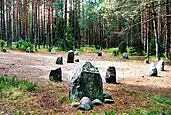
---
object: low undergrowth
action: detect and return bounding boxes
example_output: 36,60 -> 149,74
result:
0,76 -> 171,114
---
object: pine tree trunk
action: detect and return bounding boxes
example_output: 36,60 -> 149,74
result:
151,0 -> 160,61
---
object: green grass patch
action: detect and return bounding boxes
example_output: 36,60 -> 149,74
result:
0,76 -> 37,92
79,46 -> 98,53
152,95 -> 171,105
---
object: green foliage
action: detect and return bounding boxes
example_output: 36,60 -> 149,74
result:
127,47 -> 138,56
105,110 -> 116,115
152,95 -> 171,105
16,40 -> 33,51
0,76 -> 37,91
13,110 -> 23,115
104,48 -> 119,56
66,24 -> 74,50
150,36 -> 156,56
118,41 -> 127,53
0,39 -> 6,49
125,108 -> 161,115
59,95 -> 67,103
79,47 -> 97,53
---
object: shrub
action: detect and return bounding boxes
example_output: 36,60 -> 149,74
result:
16,40 -> 33,51
127,47 -> 138,55
0,39 -> 6,49
118,41 -> 127,53
79,47 -> 97,53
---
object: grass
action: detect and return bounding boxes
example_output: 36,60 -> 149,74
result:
0,76 -> 37,92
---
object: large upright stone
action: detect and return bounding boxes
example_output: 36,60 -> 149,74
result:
56,55 -> 63,65
69,62 -> 103,101
105,66 -> 117,83
49,68 -> 62,82
67,50 -> 74,63
156,60 -> 164,72
149,63 -> 157,76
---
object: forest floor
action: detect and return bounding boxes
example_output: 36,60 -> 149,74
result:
0,50 -> 171,114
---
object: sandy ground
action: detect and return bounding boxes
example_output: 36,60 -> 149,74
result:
0,50 -> 171,89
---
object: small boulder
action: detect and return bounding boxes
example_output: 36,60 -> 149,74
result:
50,48 -> 56,54
103,91 -> 112,99
49,68 -> 62,82
67,50 -> 74,63
26,47 -> 31,52
79,97 -> 93,110
149,63 -> 157,76
98,52 -> 102,56
1,49 -> 7,52
75,59 -> 79,62
56,55 -> 63,65
92,99 -> 103,105
71,102 -> 80,107
122,53 -> 129,59
105,66 -> 117,83
156,60 -> 164,72
104,99 -> 114,103
74,50 -> 79,55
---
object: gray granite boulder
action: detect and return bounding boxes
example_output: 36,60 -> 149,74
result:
156,60 -> 164,72
105,66 -> 117,83
67,50 -> 74,63
103,91 -> 112,99
56,55 -> 63,65
69,62 -> 103,101
149,63 -> 157,76
79,97 -> 93,110
92,99 -> 103,105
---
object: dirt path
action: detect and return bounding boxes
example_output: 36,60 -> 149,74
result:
0,51 -> 171,89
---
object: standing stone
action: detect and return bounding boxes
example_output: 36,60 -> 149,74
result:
79,97 -> 93,110
26,47 -> 31,52
69,62 -> 103,101
49,68 -> 62,82
74,50 -> 79,55
156,60 -> 164,72
149,63 -> 157,76
1,49 -> 7,52
56,55 -> 63,65
105,66 -> 117,83
122,53 -> 129,59
67,50 -> 74,63
50,48 -> 56,54
98,52 -> 102,56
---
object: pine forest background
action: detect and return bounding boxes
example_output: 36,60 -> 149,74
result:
0,0 -> 171,61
